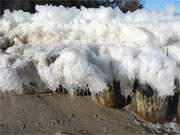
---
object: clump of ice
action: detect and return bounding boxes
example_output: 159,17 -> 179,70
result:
24,44 -> 111,94
137,47 -> 178,96
0,66 -> 22,93
0,5 -> 180,96
0,52 -> 44,94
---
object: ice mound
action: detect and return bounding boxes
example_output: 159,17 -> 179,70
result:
0,52 -> 45,94
0,5 -> 180,96
23,44 -> 111,94
1,5 -> 180,47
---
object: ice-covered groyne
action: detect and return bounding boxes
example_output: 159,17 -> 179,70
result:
0,5 -> 180,97
1,5 -> 180,123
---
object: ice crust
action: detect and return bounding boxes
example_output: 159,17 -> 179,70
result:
0,5 -> 180,96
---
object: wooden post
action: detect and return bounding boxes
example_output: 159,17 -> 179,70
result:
94,80 -> 126,108
131,89 -> 169,123
131,80 -> 179,123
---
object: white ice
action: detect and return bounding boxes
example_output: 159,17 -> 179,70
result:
0,5 -> 180,96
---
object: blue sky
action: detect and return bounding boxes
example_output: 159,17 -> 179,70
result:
144,0 -> 180,13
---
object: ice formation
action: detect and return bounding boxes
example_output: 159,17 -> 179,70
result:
0,5 -> 180,96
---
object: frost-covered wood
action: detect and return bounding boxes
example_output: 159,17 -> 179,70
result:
95,90 -> 114,107
94,81 -> 126,108
131,90 -> 169,123
131,81 -> 179,123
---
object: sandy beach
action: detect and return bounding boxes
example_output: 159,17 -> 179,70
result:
0,93 -> 179,135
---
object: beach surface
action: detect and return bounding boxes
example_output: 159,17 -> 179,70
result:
1,93 -> 179,135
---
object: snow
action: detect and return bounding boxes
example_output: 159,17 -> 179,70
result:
0,51 -> 44,94
0,5 -> 180,96
135,118 -> 180,134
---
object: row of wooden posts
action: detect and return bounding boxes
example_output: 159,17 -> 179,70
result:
94,80 -> 180,124
23,76 -> 180,124
10,63 -> 179,125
